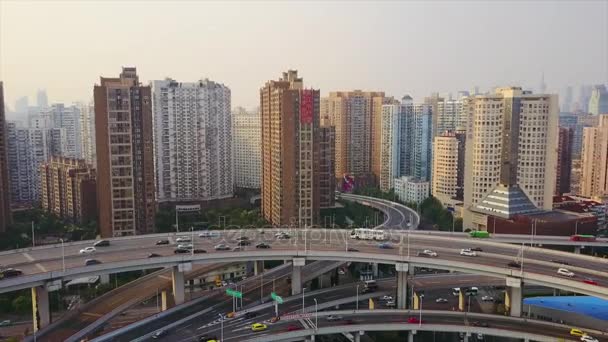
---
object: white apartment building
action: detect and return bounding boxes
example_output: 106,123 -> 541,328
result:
152,78 -> 233,202
394,176 -> 429,204
78,101 -> 96,166
232,107 -> 261,189
432,134 -> 460,203
463,87 -> 558,230
379,104 -> 402,191
43,104 -> 82,159
6,121 -> 66,206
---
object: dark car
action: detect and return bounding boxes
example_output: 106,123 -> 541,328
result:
507,261 -> 521,268
361,287 -> 374,294
347,247 -> 359,252
85,259 -> 101,266
471,321 -> 488,327
174,248 -> 190,254
148,253 -> 161,258
244,311 -> 258,319
550,259 -> 570,265
156,239 -> 169,245
93,239 -> 110,247
193,249 -> 207,254
236,236 -> 250,241
256,243 -> 271,249
0,268 -> 23,279
469,247 -> 483,252
237,240 -> 251,246
152,329 -> 167,339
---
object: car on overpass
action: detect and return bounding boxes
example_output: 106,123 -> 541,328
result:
0,268 -> 22,279
251,323 -> 267,331
557,268 -> 575,277
460,248 -> 477,257
79,246 -> 96,254
176,236 -> 192,243
417,249 -> 438,257
93,240 -> 110,247
155,239 -> 169,245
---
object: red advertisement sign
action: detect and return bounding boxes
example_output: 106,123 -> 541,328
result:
300,89 -> 313,124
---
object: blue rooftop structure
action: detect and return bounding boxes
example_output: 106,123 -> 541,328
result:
524,296 -> 608,321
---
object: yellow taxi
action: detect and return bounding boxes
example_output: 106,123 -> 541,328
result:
570,328 -> 585,337
251,323 -> 268,332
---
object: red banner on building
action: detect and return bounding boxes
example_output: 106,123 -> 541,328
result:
300,89 -> 314,124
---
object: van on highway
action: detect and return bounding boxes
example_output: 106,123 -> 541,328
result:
363,280 -> 378,289
452,288 -> 461,296
469,230 -> 490,238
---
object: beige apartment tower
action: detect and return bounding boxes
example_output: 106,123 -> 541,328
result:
432,130 -> 465,204
94,67 -> 156,237
0,82 -> 11,232
260,70 -> 323,226
321,91 -> 385,184
463,87 -> 558,230
580,115 -> 608,198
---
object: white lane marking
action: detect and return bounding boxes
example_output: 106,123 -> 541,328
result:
35,263 -> 47,272
23,252 -> 35,261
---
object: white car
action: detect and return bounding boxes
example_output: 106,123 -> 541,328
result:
557,268 -> 575,277
381,295 -> 394,301
436,297 -> 448,303
385,300 -> 396,307
177,243 -> 193,249
419,249 -> 438,257
79,247 -> 96,254
198,231 -> 219,238
175,236 -> 192,243
338,268 -> 346,275
481,296 -> 494,302
581,336 -> 599,342
460,249 -> 477,257
215,244 -> 231,251
477,333 -> 484,340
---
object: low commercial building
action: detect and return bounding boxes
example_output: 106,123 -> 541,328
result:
553,195 -> 607,230
483,210 -> 596,236
394,176 -> 429,204
523,296 -> 608,331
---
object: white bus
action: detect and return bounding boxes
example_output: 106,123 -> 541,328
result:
350,228 -> 386,241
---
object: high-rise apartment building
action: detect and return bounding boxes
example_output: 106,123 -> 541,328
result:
0,82 -> 11,232
260,70 -> 324,226
463,87 -> 558,230
319,126 -> 336,208
321,91 -> 385,184
152,78 -> 232,203
79,101 -> 96,166
559,112 -> 599,158
432,130 -> 465,204
15,96 -> 28,114
580,115 -> 608,198
45,104 -> 82,159
6,122 -> 66,207
589,85 -> 608,115
40,156 -> 97,223
378,96 -> 433,191
555,127 -> 573,195
94,67 -> 156,237
232,107 -> 261,189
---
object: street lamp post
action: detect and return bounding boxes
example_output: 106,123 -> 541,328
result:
31,221 -> 35,247
313,298 -> 318,329
218,314 -> 224,342
419,294 -> 424,327
175,210 -> 179,233
356,285 -> 359,311
60,239 -> 65,272
302,287 -> 307,313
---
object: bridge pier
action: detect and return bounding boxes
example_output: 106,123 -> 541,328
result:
371,263 -> 379,278
354,331 -> 361,342
31,285 -> 50,331
161,289 -> 174,311
99,273 -> 110,285
291,258 -> 305,295
172,266 -> 185,306
505,284 -> 523,317
396,263 -> 409,309
408,330 -> 415,342
574,246 -> 581,254
458,291 -> 465,311
254,260 -> 264,275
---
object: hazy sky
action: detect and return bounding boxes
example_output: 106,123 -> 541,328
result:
1,0 -> 607,110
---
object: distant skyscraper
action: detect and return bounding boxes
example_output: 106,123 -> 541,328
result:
432,130 -> 466,204
576,85 -> 593,112
46,104 -> 82,159
319,126 -> 336,209
555,127 -> 573,195
321,91 -> 385,184
79,101 -> 96,166
0,82 -> 11,232
36,89 -> 48,108
463,87 -> 558,231
232,107 -> 261,189
6,121 -> 66,207
40,156 -> 96,223
260,70 -> 325,226
559,112 -> 599,158
94,67 -> 156,237
152,78 -> 233,203
538,72 -> 547,94
588,85 -> 608,115
15,96 -> 28,113
580,115 -> 608,197
424,93 -> 443,138
562,86 -> 573,112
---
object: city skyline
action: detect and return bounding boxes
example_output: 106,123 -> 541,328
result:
1,1 -> 607,110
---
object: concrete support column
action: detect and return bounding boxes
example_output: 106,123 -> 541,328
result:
371,263 -> 379,278
458,291 -> 465,311
574,246 -> 581,254
291,258 -> 305,295
254,260 -> 264,275
505,285 -> 523,317
413,292 -> 421,310
31,286 -> 50,332
396,263 -> 409,309
161,290 -> 173,311
99,274 -> 110,285
172,266 -> 185,306
354,332 -> 361,342
408,331 -> 415,342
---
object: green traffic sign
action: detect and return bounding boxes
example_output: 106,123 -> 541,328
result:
226,288 -> 243,298
271,292 -> 283,304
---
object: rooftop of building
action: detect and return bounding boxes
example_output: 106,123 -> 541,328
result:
523,296 -> 608,321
